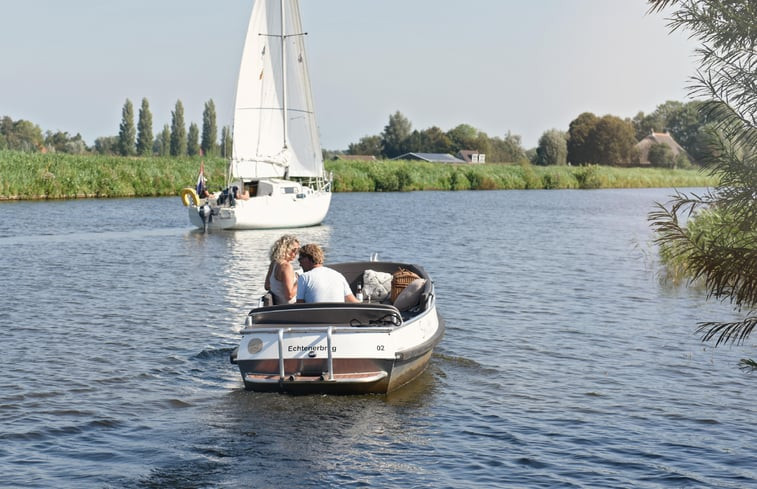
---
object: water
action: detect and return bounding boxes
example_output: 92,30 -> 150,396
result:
1,189 -> 754,488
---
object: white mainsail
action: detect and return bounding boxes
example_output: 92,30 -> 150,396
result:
231,0 -> 323,179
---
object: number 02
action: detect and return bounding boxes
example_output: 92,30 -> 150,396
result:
376,345 -> 385,351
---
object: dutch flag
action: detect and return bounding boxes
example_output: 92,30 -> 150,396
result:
195,162 -> 206,196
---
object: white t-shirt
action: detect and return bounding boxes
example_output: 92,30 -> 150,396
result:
296,266 -> 352,303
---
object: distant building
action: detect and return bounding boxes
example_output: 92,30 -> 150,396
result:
392,152 -> 465,163
635,131 -> 687,165
457,150 -> 486,163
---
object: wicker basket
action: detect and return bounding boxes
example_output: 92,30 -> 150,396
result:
391,268 -> 420,302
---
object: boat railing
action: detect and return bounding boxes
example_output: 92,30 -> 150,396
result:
239,325 -> 394,381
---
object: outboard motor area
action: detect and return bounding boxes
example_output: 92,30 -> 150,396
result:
199,204 -> 212,232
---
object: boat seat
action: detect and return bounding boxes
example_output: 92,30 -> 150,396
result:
248,302 -> 403,327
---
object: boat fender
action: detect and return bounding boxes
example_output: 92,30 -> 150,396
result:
181,187 -> 200,207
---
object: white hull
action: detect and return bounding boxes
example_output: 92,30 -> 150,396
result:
188,183 -> 331,230
231,261 -> 444,394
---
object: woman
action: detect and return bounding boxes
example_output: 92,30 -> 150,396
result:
264,234 -> 299,304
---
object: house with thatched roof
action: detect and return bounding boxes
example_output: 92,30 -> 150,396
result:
635,131 -> 687,165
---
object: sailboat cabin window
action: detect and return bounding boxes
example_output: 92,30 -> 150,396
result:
283,187 -> 298,194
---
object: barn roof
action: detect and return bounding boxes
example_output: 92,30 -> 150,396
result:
391,152 -> 465,163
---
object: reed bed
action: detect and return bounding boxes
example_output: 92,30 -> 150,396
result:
0,151 -> 716,200
0,151 -> 226,199
327,159 -> 716,193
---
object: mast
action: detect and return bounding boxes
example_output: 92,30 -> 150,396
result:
280,0 -> 288,150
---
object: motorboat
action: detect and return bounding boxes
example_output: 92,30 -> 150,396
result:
231,261 -> 444,394
181,0 -> 331,230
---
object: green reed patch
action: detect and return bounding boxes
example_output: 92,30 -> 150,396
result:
0,151 -> 717,200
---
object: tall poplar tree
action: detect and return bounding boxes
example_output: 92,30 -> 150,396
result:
159,125 -> 171,157
201,99 -> 218,156
170,100 -> 187,156
187,122 -> 200,156
136,98 -> 153,156
221,126 -> 232,158
118,99 -> 136,156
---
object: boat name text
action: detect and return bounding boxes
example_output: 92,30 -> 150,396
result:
289,345 -> 336,353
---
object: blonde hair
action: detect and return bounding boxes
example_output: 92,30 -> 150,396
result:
298,243 -> 324,265
269,234 -> 300,262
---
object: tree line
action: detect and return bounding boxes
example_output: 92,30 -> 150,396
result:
111,98 -> 232,158
0,96 -> 718,169
343,99 -> 713,168
0,98 -> 233,158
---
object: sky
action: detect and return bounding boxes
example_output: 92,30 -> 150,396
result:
0,0 -> 699,151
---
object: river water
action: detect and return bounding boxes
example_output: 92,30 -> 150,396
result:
1,189 -> 754,488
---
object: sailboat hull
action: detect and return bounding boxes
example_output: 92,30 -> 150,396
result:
189,184 -> 331,230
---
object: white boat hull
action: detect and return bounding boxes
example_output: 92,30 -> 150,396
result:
188,184 -> 331,230
231,262 -> 444,394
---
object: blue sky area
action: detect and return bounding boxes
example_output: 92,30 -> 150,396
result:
0,0 -> 699,150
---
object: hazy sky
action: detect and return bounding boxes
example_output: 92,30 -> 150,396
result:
1,0 -> 698,150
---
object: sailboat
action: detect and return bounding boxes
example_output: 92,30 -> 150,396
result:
181,0 -> 331,230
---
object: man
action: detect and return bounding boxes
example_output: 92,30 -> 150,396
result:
296,244 -> 359,303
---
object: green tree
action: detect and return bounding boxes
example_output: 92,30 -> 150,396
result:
446,123 -> 479,151
591,115 -> 637,166
647,142 -> 675,168
536,129 -> 568,166
118,99 -> 136,156
665,101 -> 717,164
44,130 -> 70,153
381,111 -> 412,158
42,131 -> 86,154
348,135 -> 382,156
220,125 -> 232,158
632,111 -> 661,141
489,131 -> 525,163
136,98 -> 153,156
421,126 -> 453,153
567,112 -> 599,165
94,136 -> 119,155
187,122 -> 200,156
201,99 -> 218,156
158,124 -> 171,157
404,126 -> 453,154
648,0 -> 757,368
1,116 -> 44,152
170,100 -> 187,156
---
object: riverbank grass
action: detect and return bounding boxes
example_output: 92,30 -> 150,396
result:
0,151 -> 717,200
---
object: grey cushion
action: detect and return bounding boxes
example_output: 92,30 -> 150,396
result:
393,278 -> 426,311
